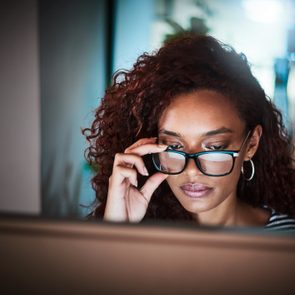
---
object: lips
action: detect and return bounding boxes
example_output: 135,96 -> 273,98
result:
180,183 -> 213,198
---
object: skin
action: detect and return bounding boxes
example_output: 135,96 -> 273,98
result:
104,89 -> 270,226
104,138 -> 168,222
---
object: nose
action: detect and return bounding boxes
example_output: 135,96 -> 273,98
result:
184,158 -> 203,176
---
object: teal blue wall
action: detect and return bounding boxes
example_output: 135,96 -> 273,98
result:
40,0 -> 107,217
40,0 -> 156,218
113,0 -> 155,72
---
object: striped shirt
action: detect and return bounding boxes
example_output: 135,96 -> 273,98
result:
265,207 -> 295,232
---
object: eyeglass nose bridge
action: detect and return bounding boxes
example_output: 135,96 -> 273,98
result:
184,153 -> 205,174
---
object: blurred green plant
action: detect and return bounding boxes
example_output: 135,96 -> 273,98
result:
164,16 -> 210,42
163,0 -> 213,42
42,154 -> 83,218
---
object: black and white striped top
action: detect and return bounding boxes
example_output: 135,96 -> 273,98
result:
265,207 -> 295,232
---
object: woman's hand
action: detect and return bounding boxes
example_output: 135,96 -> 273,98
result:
104,137 -> 168,222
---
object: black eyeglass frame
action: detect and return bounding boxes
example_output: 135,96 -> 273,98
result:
152,130 -> 252,177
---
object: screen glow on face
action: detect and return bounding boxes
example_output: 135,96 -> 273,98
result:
153,129 -> 250,176
153,149 -> 239,176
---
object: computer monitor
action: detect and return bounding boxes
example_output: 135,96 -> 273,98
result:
1,213 -> 294,294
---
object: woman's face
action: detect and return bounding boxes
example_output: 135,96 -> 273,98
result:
158,90 -> 257,221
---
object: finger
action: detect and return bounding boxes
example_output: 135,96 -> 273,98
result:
126,186 -> 149,223
139,172 -> 168,203
110,166 -> 138,187
114,153 -> 149,176
125,143 -> 167,156
125,137 -> 157,152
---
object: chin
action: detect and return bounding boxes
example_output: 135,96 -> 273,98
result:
175,193 -> 215,215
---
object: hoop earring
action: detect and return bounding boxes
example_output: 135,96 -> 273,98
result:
241,159 -> 255,181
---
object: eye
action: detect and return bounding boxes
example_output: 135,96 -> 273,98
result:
168,143 -> 183,150
158,138 -> 184,150
205,144 -> 227,151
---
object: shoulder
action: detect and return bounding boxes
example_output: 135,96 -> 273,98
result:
264,207 -> 295,232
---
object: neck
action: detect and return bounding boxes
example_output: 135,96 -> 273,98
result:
192,196 -> 271,227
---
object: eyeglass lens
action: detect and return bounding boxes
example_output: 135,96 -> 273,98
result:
153,151 -> 234,175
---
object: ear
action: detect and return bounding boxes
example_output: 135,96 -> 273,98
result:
244,125 -> 262,160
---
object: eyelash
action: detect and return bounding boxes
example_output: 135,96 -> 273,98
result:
161,140 -> 228,151
168,143 -> 183,150
205,144 -> 227,151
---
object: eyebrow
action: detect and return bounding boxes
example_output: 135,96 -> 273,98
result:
158,127 -> 234,138
158,129 -> 182,138
203,127 -> 234,137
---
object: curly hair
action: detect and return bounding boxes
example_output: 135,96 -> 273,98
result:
83,34 -> 295,220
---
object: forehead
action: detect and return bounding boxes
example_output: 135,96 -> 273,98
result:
158,90 -> 245,137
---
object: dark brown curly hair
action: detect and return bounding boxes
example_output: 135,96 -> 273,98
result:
83,34 -> 295,220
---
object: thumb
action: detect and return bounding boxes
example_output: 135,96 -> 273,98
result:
139,172 -> 168,203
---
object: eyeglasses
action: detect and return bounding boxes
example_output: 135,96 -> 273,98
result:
152,131 -> 251,177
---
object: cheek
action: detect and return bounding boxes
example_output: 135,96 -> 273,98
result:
233,156 -> 244,177
166,175 -> 182,192
166,175 -> 179,186
218,161 -> 243,191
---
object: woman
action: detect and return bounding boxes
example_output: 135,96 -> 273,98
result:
83,35 -> 295,230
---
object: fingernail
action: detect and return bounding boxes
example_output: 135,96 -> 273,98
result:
134,179 -> 138,187
157,144 -> 167,149
143,166 -> 149,176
